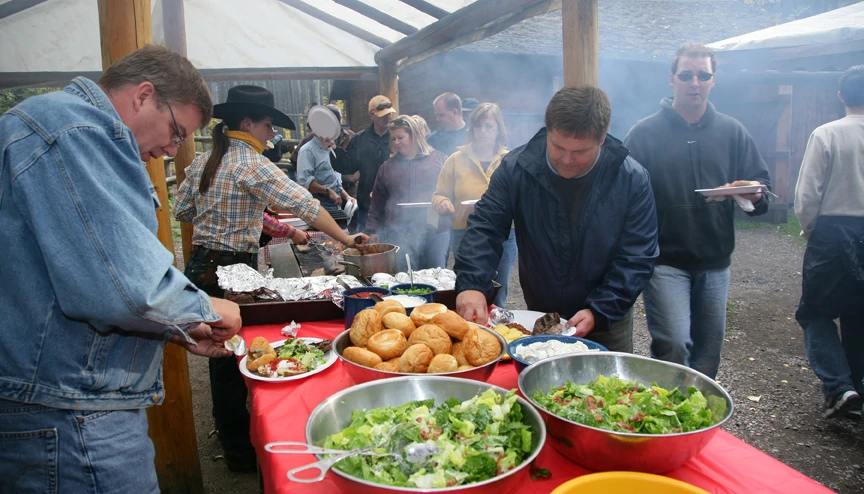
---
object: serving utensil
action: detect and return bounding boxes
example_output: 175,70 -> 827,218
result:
337,277 -> 386,303
405,253 -> 414,289
266,422 -> 413,483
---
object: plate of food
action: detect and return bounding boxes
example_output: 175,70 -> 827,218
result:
491,309 -> 573,336
696,181 -> 764,197
239,336 -> 336,382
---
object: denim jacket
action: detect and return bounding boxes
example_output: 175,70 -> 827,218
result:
0,77 -> 219,410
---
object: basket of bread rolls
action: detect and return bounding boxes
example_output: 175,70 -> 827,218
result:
334,300 -> 507,384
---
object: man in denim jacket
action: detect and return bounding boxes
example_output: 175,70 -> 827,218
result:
0,46 -> 242,493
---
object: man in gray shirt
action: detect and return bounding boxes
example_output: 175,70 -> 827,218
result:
297,134 -> 356,213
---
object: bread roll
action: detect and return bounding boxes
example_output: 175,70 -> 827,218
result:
410,303 -> 448,327
367,329 -> 408,360
457,364 -> 474,371
399,344 -> 434,373
463,327 -> 501,366
373,299 -> 406,318
408,324 -> 452,355
431,311 -> 469,340
342,346 -> 383,368
374,359 -> 400,372
349,309 -> 382,347
382,312 -> 416,337
427,354 -> 458,374
450,341 -> 469,367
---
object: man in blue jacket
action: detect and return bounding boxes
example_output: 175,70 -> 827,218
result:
0,46 -> 241,491
455,85 -> 659,352
624,43 -> 771,379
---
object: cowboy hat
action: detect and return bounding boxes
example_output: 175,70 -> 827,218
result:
213,85 -> 296,130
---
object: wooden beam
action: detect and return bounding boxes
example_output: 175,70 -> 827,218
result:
399,0 -> 448,19
401,0 -> 560,69
162,0 -> 195,268
375,0 -> 543,64
334,0 -> 418,35
201,66 -> 378,82
0,0 -> 48,20
277,0 -> 390,47
562,0 -> 598,86
378,61 -> 399,113
96,1 -> 204,492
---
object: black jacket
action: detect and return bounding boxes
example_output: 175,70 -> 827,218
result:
624,98 -> 772,270
345,125 -> 391,211
455,128 -> 658,327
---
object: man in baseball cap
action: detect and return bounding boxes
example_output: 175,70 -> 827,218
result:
343,95 -> 396,231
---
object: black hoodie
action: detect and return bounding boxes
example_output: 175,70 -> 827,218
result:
624,98 -> 771,271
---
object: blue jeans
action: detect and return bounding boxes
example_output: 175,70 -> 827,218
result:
387,228 -> 450,271
0,399 -> 158,493
451,228 -> 517,308
642,264 -> 731,379
795,216 -> 864,399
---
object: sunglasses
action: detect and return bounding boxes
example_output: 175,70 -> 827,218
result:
166,102 -> 186,146
374,101 -> 392,111
676,71 -> 714,82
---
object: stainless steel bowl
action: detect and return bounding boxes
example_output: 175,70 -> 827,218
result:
518,352 -> 734,474
334,324 -> 507,384
305,376 -> 547,493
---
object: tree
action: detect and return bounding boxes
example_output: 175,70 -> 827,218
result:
0,87 -> 58,115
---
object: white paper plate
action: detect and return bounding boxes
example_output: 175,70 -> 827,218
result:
307,106 -> 341,140
492,310 -> 574,336
460,199 -> 479,206
696,185 -> 762,197
396,202 -> 432,208
239,338 -> 336,382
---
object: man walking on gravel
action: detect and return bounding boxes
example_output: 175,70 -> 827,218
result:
624,43 -> 772,379
794,65 -> 864,419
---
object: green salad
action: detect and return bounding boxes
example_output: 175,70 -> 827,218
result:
393,286 -> 435,295
276,338 -> 326,371
532,375 -> 727,434
322,389 -> 533,488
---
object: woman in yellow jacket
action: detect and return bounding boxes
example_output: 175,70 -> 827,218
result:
432,103 -> 516,307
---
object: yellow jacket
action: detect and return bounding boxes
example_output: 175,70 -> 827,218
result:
432,145 -> 508,230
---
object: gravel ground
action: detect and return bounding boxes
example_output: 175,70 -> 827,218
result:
179,226 -> 864,493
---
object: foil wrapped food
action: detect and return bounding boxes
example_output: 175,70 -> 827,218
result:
489,307 -> 515,326
372,268 -> 457,290
216,264 -> 363,302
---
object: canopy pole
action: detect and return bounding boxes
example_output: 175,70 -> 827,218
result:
97,1 -> 204,492
163,0 -> 195,264
378,61 -> 399,113
562,0 -> 598,86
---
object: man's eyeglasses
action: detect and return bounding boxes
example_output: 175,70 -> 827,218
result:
374,101 -> 393,111
166,102 -> 186,146
676,71 -> 714,82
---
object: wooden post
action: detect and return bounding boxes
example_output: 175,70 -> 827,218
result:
162,0 -> 195,265
378,61 -> 399,113
97,1 -> 204,492
562,0 -> 598,86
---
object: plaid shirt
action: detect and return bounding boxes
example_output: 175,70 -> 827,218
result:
174,139 -> 320,253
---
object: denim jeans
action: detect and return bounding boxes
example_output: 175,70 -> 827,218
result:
386,228 -> 450,271
353,208 -> 369,234
642,264 -> 731,379
451,228 -> 517,308
0,399 -> 158,494
795,216 -> 864,399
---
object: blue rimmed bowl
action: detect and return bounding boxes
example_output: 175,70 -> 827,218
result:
507,334 -> 608,374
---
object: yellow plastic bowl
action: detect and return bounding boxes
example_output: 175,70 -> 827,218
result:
552,472 -> 709,494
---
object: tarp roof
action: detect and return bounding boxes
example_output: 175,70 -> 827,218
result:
709,2 -> 864,52
0,0 -> 476,86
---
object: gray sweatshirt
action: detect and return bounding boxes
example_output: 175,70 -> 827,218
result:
794,115 -> 864,239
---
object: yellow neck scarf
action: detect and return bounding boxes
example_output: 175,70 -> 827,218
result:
224,130 -> 265,154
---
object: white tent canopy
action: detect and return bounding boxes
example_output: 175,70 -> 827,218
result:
709,2 -> 864,52
0,0 -> 476,86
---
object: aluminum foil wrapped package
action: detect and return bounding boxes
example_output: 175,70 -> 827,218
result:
373,268 -> 457,290
281,321 -> 301,337
217,264 -> 268,293
490,307 -> 515,326
217,263 -> 363,302
371,273 -> 397,287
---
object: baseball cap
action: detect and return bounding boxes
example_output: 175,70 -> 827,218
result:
462,97 -> 480,114
368,95 -> 397,117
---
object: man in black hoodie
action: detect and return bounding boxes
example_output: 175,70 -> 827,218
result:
624,43 -> 771,379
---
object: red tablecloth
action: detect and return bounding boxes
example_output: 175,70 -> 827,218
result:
240,321 -> 831,494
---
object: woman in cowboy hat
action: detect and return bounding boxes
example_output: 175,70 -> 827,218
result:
173,85 -> 368,472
